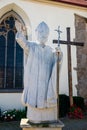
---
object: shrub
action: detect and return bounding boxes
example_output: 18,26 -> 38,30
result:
59,95 -> 84,117
68,104 -> 84,119
73,96 -> 84,110
59,94 -> 70,117
0,108 -> 26,122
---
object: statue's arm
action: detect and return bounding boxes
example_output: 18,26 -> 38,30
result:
15,20 -> 29,56
16,32 -> 29,56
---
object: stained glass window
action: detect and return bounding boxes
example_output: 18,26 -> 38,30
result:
0,15 -> 24,91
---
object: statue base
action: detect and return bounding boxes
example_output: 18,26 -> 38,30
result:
20,118 -> 64,130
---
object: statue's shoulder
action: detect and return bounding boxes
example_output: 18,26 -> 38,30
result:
46,45 -> 51,49
46,45 -> 53,53
28,41 -> 38,48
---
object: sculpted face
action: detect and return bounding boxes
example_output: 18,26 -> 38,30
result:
35,21 -> 49,44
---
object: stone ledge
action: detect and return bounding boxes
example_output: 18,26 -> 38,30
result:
20,118 -> 64,130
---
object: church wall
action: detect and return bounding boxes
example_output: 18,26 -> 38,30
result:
0,93 -> 23,111
75,15 -> 87,102
0,0 -> 87,110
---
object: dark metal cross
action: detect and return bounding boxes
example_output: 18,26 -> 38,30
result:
53,27 -> 84,107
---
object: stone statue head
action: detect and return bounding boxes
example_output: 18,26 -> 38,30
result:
35,21 -> 49,44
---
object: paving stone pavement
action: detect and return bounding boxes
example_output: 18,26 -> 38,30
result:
61,117 -> 87,130
0,121 -> 21,130
0,117 -> 87,130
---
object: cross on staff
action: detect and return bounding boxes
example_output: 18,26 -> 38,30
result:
55,26 -> 62,47
53,27 -> 84,107
54,26 -> 62,119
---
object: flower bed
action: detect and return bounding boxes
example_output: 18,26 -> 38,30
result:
0,109 -> 26,122
68,105 -> 84,119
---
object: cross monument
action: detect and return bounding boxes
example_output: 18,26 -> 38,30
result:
53,27 -> 84,107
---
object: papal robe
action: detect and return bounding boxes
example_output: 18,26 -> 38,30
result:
16,32 -> 58,122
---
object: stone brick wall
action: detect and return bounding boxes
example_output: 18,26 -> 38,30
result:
75,14 -> 87,101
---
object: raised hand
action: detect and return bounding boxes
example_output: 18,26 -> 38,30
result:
15,20 -> 26,36
15,20 -> 23,32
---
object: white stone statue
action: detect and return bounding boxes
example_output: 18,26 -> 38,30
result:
15,21 -> 62,123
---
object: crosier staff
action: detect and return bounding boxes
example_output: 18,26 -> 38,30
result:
55,26 -> 62,119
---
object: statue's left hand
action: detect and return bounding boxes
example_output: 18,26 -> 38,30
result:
55,47 -> 63,63
55,47 -> 62,56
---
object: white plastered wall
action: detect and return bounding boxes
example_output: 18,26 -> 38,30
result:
0,93 -> 23,111
0,0 -> 87,110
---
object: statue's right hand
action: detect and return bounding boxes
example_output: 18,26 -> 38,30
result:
15,20 -> 22,32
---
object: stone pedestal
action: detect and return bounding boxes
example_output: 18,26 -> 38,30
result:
20,119 -> 64,130
26,105 -> 57,122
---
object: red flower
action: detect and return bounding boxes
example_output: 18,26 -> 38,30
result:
68,105 -> 84,119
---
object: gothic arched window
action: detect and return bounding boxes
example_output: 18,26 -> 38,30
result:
0,14 -> 24,92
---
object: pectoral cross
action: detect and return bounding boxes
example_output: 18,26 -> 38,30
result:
53,27 -> 84,111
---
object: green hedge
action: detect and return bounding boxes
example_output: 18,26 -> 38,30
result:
59,94 -> 70,117
59,94 -> 84,117
73,96 -> 84,110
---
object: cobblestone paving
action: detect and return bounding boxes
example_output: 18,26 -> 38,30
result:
0,117 -> 87,130
0,121 -> 21,130
61,117 -> 87,130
